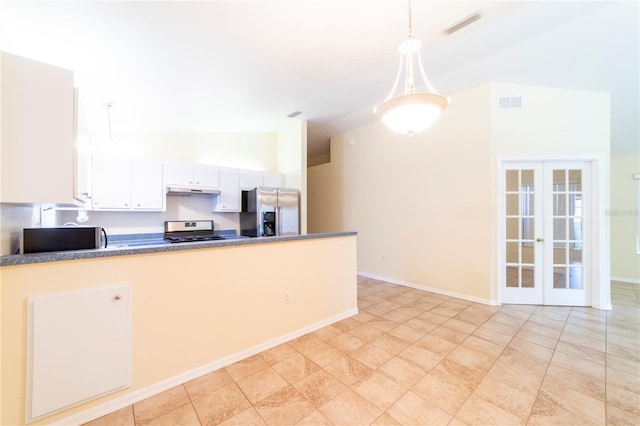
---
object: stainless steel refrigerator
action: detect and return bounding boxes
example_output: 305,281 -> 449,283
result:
240,187 -> 300,237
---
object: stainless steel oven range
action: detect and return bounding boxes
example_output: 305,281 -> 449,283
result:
163,220 -> 225,243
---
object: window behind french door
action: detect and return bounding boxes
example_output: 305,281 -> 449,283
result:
500,161 -> 591,306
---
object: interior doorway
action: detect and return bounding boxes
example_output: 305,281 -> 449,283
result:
499,160 -> 592,306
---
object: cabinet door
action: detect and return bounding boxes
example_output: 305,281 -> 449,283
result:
193,165 -> 219,187
214,170 -> 240,212
1,52 -> 75,204
132,159 -> 164,210
75,147 -> 93,208
263,172 -> 284,188
240,172 -> 263,190
163,161 -> 194,186
92,155 -> 131,210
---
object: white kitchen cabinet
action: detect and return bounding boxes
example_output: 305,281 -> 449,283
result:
131,159 -> 164,210
239,171 -> 263,190
213,170 -> 240,212
164,161 -> 219,188
92,155 -> 131,210
240,171 -> 285,189
263,172 -> 284,188
1,52 -> 76,204
92,155 -> 163,211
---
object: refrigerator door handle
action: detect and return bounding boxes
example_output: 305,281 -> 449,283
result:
277,205 -> 281,236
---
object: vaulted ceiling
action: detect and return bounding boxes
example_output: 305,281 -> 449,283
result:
2,1 -> 638,162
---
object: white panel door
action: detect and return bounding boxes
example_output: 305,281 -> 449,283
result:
543,162 -> 590,306
27,284 -> 131,422
500,161 -> 591,306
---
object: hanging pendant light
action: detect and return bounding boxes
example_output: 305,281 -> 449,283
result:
374,0 -> 450,137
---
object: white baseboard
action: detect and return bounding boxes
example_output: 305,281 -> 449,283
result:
358,272 -> 499,306
56,308 -> 358,426
611,276 -> 640,285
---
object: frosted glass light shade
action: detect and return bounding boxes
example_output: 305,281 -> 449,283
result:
376,93 -> 449,136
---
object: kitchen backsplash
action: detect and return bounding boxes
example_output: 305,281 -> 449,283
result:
58,196 -> 239,236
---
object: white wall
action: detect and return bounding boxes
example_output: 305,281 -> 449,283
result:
308,82 -> 610,304
0,204 -> 43,255
610,154 -> 640,283
312,84 -> 493,302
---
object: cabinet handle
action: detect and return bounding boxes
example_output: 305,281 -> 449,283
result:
536,238 -> 544,242
114,295 -> 122,301
124,203 -> 128,207
137,203 -> 141,207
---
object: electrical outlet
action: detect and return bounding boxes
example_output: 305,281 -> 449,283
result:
284,291 -> 291,304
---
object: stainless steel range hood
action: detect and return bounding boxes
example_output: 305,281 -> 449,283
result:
166,186 -> 221,197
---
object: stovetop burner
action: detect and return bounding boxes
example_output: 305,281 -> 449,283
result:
163,220 -> 225,243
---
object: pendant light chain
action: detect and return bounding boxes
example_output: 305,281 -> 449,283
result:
406,0 -> 415,94
408,0 -> 413,37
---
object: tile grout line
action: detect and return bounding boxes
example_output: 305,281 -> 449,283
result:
522,306 -> 573,425
181,384 -> 204,426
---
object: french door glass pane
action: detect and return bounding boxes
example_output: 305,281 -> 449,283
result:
522,246 -> 535,263
522,266 -> 534,288
506,266 -> 519,287
569,170 -> 582,191
553,218 -> 566,240
506,194 -> 519,215
553,193 -> 567,215
506,170 -> 519,191
506,242 -> 519,263
553,169 -> 566,186
553,267 -> 566,288
506,218 -> 520,239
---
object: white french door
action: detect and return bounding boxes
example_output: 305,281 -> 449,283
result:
500,161 -> 591,306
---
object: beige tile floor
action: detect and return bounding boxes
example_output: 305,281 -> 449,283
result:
85,277 -> 640,425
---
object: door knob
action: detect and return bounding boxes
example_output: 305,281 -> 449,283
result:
536,238 -> 544,242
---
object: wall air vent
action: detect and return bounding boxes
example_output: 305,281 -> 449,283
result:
497,96 -> 523,110
442,11 -> 483,36
287,111 -> 302,118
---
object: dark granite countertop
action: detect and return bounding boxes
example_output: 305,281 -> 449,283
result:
0,232 -> 357,267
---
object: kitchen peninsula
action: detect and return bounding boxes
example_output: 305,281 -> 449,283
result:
0,232 -> 357,425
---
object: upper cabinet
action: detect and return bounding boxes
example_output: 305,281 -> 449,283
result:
92,155 -> 163,211
164,161 -> 219,188
1,52 -> 76,204
239,171 -> 285,190
213,170 -> 240,212
263,172 -> 284,188
239,172 -> 263,190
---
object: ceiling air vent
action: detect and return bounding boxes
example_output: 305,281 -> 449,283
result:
497,96 -> 523,110
442,11 -> 483,36
287,111 -> 302,118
